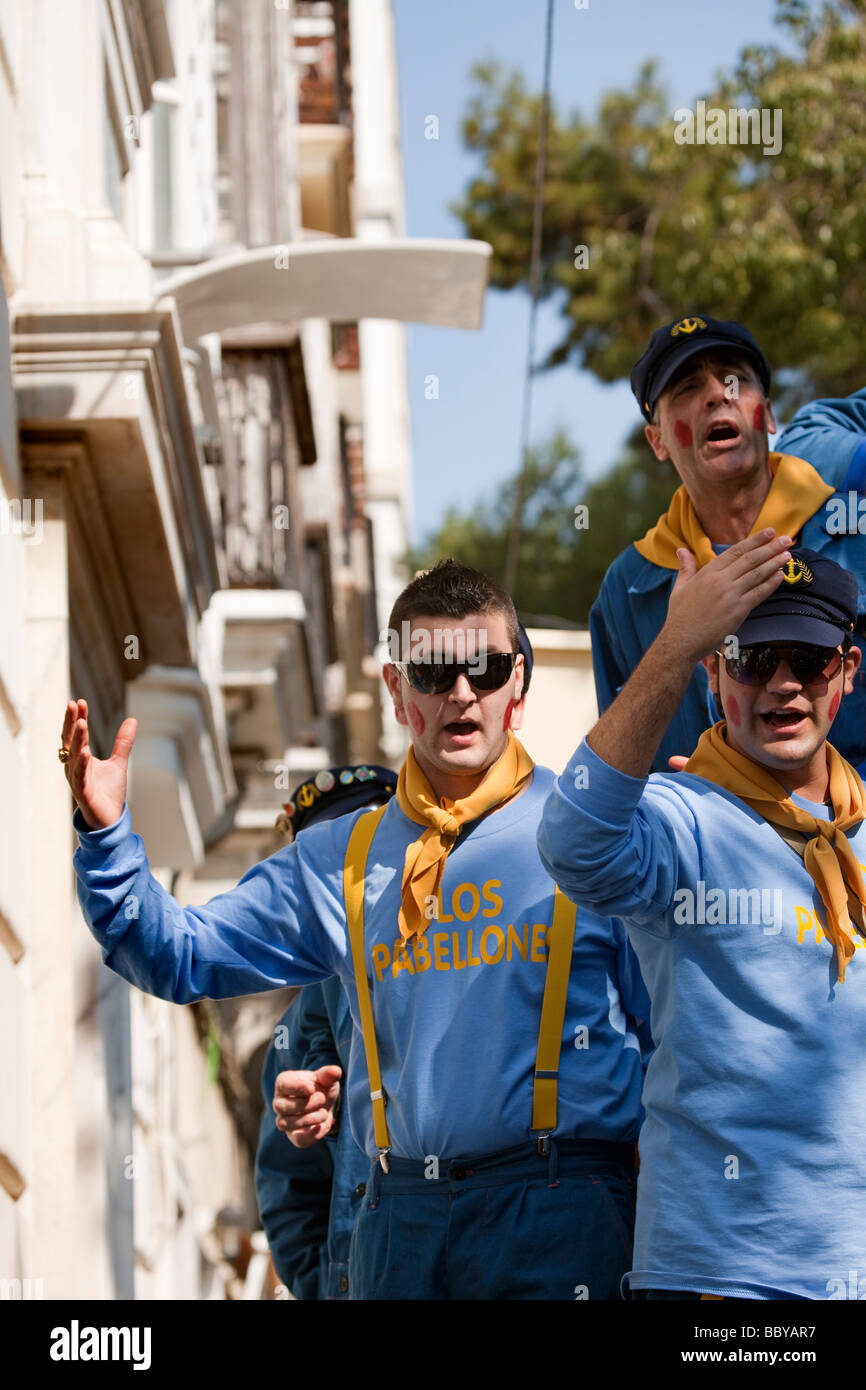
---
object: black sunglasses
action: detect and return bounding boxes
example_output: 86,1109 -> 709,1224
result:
717,643 -> 847,687
395,651 -> 517,696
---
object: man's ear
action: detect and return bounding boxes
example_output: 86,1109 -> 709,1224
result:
509,655 -> 526,730
382,664 -> 408,726
765,397 -> 777,437
843,643 -> 862,694
513,652 -> 525,700
645,422 -> 670,462
509,699 -> 526,731
700,651 -> 720,697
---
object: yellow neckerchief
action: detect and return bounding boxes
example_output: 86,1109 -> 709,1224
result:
395,732 -> 535,941
634,453 -> 834,570
686,722 -> 866,981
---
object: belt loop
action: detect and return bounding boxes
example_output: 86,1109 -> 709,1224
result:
546,1135 -> 560,1188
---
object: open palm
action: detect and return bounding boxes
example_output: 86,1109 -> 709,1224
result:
61,698 -> 137,831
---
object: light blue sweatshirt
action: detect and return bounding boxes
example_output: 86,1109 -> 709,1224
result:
777,385 -> 866,491
538,740 -> 866,1300
72,766 -> 651,1161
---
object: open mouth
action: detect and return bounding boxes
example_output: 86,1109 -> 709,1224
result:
761,709 -> 807,730
443,719 -> 478,739
706,422 -> 741,444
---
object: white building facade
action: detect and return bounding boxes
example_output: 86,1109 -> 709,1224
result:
0,0 -> 489,1300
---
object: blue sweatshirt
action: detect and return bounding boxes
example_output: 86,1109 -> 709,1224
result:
776,386 -> 866,491
73,766 -> 651,1161
538,740 -> 866,1300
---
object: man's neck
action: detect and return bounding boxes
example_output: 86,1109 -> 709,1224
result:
413,740 -> 510,805
690,457 -> 774,544
727,733 -> 831,805
768,759 -> 831,805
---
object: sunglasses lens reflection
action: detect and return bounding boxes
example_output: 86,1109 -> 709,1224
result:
725,645 -> 843,686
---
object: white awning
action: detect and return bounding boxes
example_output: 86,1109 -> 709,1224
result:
157,237 -> 491,340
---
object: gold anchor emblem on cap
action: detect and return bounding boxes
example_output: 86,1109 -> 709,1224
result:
671,316 -> 707,337
781,557 -> 812,585
297,783 -> 318,809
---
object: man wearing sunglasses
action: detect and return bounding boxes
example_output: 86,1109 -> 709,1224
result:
261,624 -> 537,1300
590,315 -> 866,777
65,559 -> 650,1300
539,533 -> 866,1299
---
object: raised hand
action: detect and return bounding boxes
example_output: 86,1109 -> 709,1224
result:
272,1065 -> 342,1149
60,698 -> 138,830
665,529 -> 792,663
585,531 -> 793,781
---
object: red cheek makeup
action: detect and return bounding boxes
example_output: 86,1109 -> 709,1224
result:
407,701 -> 426,735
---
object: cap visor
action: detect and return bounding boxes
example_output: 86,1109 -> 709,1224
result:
735,612 -> 849,648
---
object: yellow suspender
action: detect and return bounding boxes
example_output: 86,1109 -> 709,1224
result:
343,805 -> 577,1165
531,888 -> 578,1142
344,804 -> 392,1164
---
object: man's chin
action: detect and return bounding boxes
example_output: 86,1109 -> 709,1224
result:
433,743 -> 490,770
737,727 -> 822,773
428,734 -> 505,772
698,438 -> 766,478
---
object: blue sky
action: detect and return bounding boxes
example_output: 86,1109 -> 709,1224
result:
391,0 -> 787,543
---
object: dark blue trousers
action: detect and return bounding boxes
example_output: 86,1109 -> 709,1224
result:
349,1139 -> 635,1300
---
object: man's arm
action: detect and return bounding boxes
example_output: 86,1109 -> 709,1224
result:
585,531 -> 791,778
271,983 -> 343,1149
73,804 -> 342,1001
777,387 -> 866,491
255,991 -> 337,1300
280,977 -> 357,1149
66,698 -> 342,1000
538,531 -> 791,926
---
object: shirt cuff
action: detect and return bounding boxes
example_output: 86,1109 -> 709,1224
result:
72,802 -> 132,851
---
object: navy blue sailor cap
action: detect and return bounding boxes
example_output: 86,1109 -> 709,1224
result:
735,549 -> 858,649
517,620 -> 533,694
630,315 -> 772,422
276,764 -> 398,837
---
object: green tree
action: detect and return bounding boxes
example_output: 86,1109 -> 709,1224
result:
454,0 -> 866,403
408,429 -> 677,625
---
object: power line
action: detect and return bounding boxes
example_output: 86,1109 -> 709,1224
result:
503,0 -> 555,597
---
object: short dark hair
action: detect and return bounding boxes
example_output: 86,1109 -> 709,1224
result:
388,558 -> 520,653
